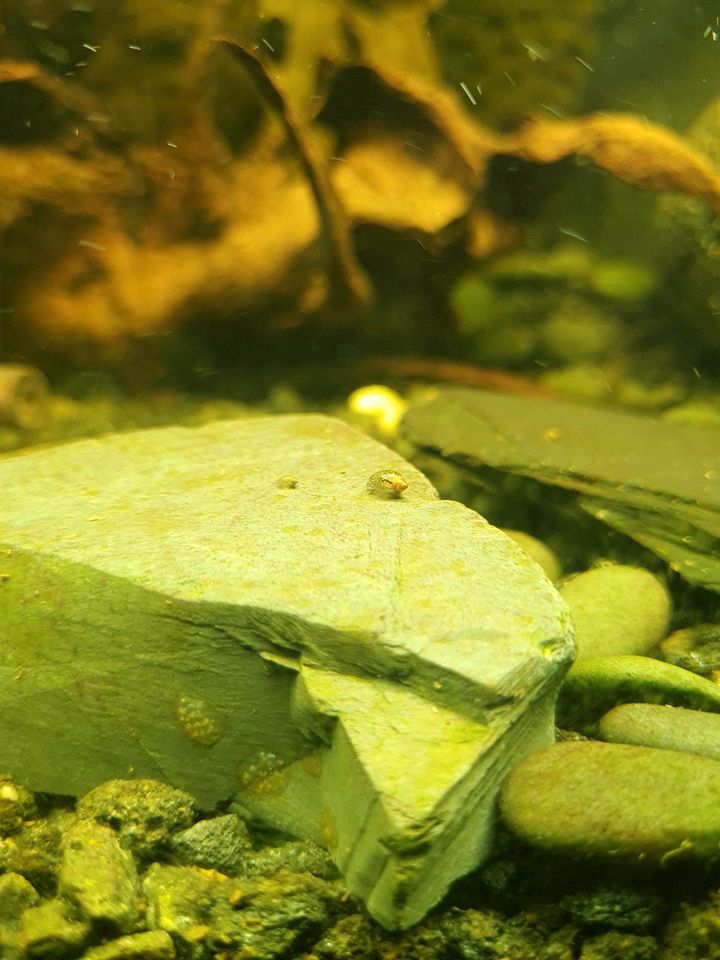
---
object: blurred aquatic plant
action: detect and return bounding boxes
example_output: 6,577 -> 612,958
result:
430,0 -> 601,128
1,0 -> 720,375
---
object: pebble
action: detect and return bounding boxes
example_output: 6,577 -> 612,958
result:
599,702 -> 720,763
82,930 -> 176,960
559,885 -> 663,931
0,775 -> 37,836
659,623 -> 720,679
58,819 -> 140,931
558,564 -> 670,661
143,862 -> 338,958
500,529 -> 561,582
0,873 -> 39,956
579,931 -> 659,960
500,740 -> 720,863
556,654 -> 720,735
242,839 -> 339,880
0,810 -> 72,891
76,779 -> 195,861
169,814 -> 252,875
19,898 -> 90,956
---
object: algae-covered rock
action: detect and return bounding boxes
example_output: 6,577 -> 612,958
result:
659,623 -> 720,678
557,655 -> 720,735
19,897 -> 91,957
580,931 -> 659,960
0,774 -> 37,836
500,529 -> 561,582
560,885 -> 663,932
58,820 -> 141,931
142,864 -> 241,955
0,811 -> 72,894
76,780 -> 195,863
169,814 -> 252,875
500,741 -> 720,863
599,703 -> 720,763
0,873 -> 40,958
143,863 -> 338,960
403,386 -> 720,592
558,565 -> 670,661
240,839 -> 338,881
81,930 -> 176,960
441,907 -> 545,960
0,414 -> 573,928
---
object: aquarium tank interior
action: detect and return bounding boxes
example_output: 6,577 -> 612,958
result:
2,1 -> 720,957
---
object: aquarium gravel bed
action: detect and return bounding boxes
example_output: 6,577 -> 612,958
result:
0,773 -> 719,959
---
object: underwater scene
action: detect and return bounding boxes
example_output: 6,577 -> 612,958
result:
2,1 -> 720,957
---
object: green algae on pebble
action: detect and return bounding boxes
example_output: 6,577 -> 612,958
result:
612,377 -> 685,411
659,623 -> 720,678
169,813 -> 252,875
82,930 -> 176,960
599,702 -> 720,763
76,779 -> 195,863
58,820 -> 140,931
500,529 -> 561,582
559,564 -> 671,662
557,655 -> 720,735
0,775 -> 37,836
19,898 -> 90,957
500,740 -> 720,863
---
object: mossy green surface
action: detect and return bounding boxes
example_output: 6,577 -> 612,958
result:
557,655 -> 720,735
559,564 -> 670,661
599,703 -> 720,764
0,413 -> 573,929
500,740 -> 720,863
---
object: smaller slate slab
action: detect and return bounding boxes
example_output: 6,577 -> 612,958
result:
403,386 -> 720,591
0,415 -> 573,927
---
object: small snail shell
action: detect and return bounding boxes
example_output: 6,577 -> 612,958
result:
367,469 -> 408,497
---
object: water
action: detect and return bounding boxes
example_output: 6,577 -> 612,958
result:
1,1 -> 720,952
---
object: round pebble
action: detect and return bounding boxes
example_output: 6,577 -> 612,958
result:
557,654 -> 720,735
659,623 -> 720,679
500,740 -> 720,863
559,564 -> 671,661
599,702 -> 720,763
500,529 -> 561,582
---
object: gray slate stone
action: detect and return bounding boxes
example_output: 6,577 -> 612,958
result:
0,414 -> 574,928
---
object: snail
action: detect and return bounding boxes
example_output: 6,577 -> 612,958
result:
367,469 -> 408,497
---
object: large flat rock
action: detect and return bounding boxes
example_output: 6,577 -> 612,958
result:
0,414 -> 573,927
